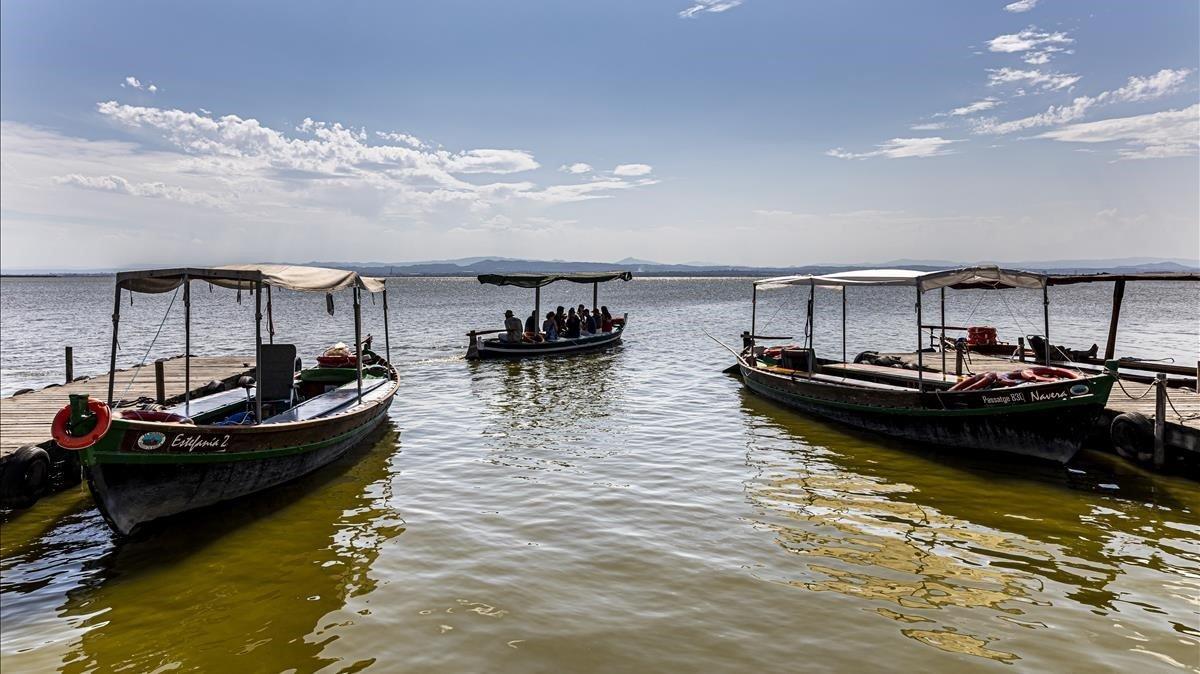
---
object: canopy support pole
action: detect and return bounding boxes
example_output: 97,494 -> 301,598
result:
940,287 -> 946,374
254,281 -> 263,423
916,287 -> 924,391
807,284 -> 815,375
266,285 -> 274,344
1104,279 -> 1125,360
382,284 -> 391,362
1043,285 -> 1051,366
751,285 -> 757,340
841,288 -> 847,365
535,286 -> 541,330
184,276 -> 191,415
354,286 -> 364,404
592,282 -> 598,313
107,285 -> 121,406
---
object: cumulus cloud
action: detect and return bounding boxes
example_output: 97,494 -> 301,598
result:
54,173 -> 227,207
121,76 -> 158,92
1004,0 -> 1039,12
987,26 -> 1073,64
944,98 -> 1000,116
559,162 -> 593,174
910,122 -> 947,131
974,68 -> 1192,134
612,163 -> 653,176
375,130 -> 425,149
1036,104 -> 1199,159
825,137 -> 959,160
987,67 -> 1080,91
678,0 -> 743,18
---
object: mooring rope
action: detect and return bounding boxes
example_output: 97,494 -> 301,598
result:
118,286 -> 179,402
1114,377 -> 1157,400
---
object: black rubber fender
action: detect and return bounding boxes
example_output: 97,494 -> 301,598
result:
1110,412 -> 1153,460
853,351 -> 879,364
0,445 -> 51,509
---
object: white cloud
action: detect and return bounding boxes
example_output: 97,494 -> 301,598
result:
1036,104 -> 1199,159
54,173 -> 227,208
910,122 -> 947,131
974,68 -> 1192,134
121,76 -> 158,92
946,98 -> 1000,116
987,26 -> 1073,65
987,67 -> 1080,91
678,0 -> 743,18
375,130 -> 425,149
559,162 -> 593,174
1004,0 -> 1039,13
825,137 -> 959,160
613,163 -> 653,176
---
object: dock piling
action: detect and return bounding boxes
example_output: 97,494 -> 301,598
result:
1154,373 -> 1167,469
65,346 -> 73,383
155,360 -> 166,405
1017,337 -> 1026,363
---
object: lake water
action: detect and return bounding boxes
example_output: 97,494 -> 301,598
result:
1,276 -> 1199,672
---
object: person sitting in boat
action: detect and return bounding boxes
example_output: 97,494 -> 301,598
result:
564,308 -> 581,338
555,306 -> 566,332
501,310 -> 523,342
525,311 -> 544,343
600,306 -> 613,333
542,311 -> 559,341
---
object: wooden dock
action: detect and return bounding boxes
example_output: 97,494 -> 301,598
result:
0,355 -> 254,507
0,354 -> 255,460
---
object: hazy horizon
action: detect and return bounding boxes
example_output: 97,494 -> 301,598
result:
2,2 -> 1197,270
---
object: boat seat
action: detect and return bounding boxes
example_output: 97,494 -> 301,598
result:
258,344 -> 299,406
261,378 -> 388,425
164,386 -> 251,419
807,372 -> 914,391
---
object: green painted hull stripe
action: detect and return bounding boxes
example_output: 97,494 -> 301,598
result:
84,414 -> 381,465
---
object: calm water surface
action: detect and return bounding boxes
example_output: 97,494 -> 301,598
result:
1,276 -> 1198,672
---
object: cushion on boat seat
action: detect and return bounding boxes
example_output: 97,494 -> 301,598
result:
258,344 -> 299,405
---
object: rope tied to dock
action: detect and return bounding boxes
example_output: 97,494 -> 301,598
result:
1115,376 -> 1200,422
1113,377 -> 1156,400
1162,386 -> 1200,423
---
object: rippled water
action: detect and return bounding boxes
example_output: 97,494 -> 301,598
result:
2,276 -> 1199,672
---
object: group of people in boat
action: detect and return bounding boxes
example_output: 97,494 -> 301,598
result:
501,304 -> 617,343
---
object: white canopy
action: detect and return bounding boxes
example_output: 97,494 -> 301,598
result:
116,264 -> 386,294
754,266 -> 1046,292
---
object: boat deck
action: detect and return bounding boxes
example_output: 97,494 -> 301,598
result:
0,355 -> 255,460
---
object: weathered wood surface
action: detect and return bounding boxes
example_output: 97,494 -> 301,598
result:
0,355 -> 254,459
827,353 -> 1200,431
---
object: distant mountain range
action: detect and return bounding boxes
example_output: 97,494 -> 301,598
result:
4,256 -> 1197,277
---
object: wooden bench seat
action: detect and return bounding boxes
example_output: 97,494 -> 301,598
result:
261,378 -> 388,425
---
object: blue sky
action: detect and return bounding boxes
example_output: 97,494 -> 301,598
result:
1,0 -> 1197,269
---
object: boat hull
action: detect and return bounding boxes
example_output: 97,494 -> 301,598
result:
740,361 -> 1111,462
469,329 -> 624,359
81,385 -> 397,536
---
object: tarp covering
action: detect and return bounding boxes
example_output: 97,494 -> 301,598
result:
477,271 -> 633,289
1047,271 -> 1200,286
115,264 -> 386,294
754,266 -> 1046,292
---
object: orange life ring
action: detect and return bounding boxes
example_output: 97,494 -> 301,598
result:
949,371 -> 997,392
51,399 -> 112,450
1027,366 -> 1082,381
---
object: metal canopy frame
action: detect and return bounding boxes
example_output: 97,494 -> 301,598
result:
477,271 -> 633,332
106,266 -> 392,417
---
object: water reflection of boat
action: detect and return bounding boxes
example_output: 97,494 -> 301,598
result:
737,392 -> 1200,667
466,272 -> 631,359
51,265 -> 400,535
44,422 -> 403,673
733,267 -> 1114,463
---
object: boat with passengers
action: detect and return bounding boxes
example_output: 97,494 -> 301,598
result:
466,271 -> 631,359
727,266 -> 1115,463
47,264 -> 400,535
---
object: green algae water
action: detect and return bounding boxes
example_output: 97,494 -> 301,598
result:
2,276 -> 1198,672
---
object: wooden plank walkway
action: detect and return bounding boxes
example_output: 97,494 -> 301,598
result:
0,355 -> 254,459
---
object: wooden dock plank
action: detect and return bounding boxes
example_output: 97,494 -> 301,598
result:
0,355 -> 254,459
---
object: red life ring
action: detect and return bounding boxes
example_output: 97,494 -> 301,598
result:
117,410 -> 195,424
51,399 -> 112,450
949,371 -> 997,392
317,354 -> 357,368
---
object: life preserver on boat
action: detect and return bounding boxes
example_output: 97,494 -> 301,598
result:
317,354 -> 357,368
50,399 -> 111,450
116,409 -> 195,424
949,371 -> 997,392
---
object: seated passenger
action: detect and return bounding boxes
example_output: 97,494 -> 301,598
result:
542,312 -> 559,341
600,306 -> 613,333
525,310 -> 544,342
555,306 -> 566,332
501,310 -> 523,342
565,308 -> 581,338
581,308 -> 597,335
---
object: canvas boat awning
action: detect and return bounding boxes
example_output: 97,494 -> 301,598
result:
1046,271 -> 1200,285
477,271 -> 633,289
754,266 -> 1046,292
115,264 -> 386,294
